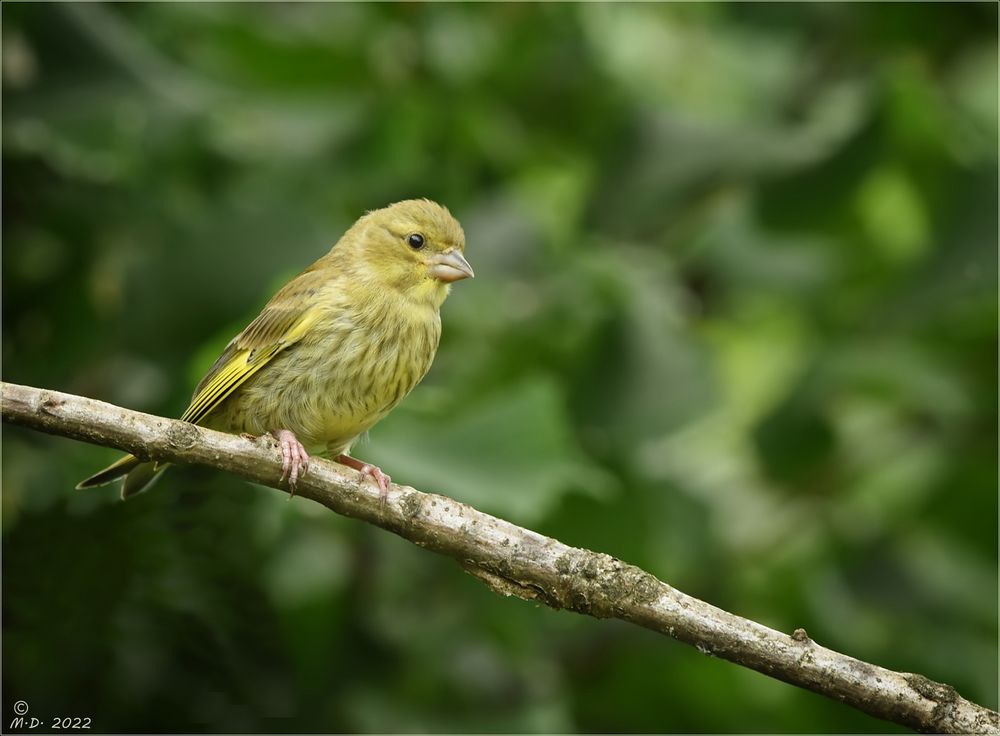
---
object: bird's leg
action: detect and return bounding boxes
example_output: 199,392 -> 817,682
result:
268,429 -> 310,495
335,454 -> 391,504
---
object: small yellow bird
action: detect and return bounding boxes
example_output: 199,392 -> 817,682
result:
78,199 -> 473,500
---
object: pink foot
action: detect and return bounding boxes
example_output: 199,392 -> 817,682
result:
335,454 -> 391,504
269,429 -> 310,494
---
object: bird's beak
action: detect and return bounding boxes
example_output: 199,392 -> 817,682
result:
428,250 -> 475,283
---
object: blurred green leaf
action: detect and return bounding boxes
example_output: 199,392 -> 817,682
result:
366,375 -> 615,523
2,2 -> 996,732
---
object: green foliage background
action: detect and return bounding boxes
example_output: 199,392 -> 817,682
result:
3,3 -> 997,733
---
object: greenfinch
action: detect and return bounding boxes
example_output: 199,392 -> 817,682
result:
78,199 -> 473,500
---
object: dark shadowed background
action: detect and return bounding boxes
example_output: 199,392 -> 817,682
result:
2,3 -> 997,733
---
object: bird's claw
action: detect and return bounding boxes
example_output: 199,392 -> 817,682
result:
270,429 -> 310,495
335,454 -> 391,505
359,463 -> 391,505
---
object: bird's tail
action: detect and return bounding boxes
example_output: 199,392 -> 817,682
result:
76,454 -> 169,499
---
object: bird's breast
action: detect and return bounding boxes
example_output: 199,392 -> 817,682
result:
224,300 -> 442,451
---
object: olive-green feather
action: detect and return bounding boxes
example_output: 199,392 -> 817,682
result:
77,284 -> 323,498
75,453 -> 143,490
76,198 -> 468,500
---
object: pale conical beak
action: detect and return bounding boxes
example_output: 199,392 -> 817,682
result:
428,250 -> 475,283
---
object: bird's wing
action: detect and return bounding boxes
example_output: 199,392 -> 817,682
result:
180,270 -> 329,426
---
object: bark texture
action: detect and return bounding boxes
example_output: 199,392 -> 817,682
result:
2,381 -> 997,734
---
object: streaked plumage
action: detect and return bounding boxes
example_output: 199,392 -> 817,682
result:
78,199 -> 472,499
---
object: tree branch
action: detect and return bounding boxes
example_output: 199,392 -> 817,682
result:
2,381 -> 996,734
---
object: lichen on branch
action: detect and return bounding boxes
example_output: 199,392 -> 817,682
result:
2,381 -> 996,735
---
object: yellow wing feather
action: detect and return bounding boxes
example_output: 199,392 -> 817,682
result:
77,270 -> 331,491
180,268 -> 332,426
180,307 -> 321,426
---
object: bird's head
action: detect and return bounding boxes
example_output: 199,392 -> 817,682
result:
343,199 -> 473,308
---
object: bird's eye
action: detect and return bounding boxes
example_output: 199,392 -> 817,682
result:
407,233 -> 425,250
